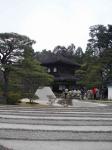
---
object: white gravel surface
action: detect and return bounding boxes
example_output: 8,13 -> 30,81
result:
72,100 -> 107,107
0,140 -> 112,150
0,123 -> 112,131
0,110 -> 112,114
0,100 -> 111,150
0,114 -> 112,120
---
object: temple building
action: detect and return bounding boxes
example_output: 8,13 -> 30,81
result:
41,57 -> 80,92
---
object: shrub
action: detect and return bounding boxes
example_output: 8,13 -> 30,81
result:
7,92 -> 22,105
22,93 -> 39,103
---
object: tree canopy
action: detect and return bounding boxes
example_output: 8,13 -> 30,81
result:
0,24 -> 112,103
0,33 -> 53,103
35,24 -> 112,89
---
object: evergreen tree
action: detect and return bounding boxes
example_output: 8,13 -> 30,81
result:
0,32 -> 35,103
19,48 -> 53,102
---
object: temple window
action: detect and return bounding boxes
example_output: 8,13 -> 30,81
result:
48,68 -> 51,73
53,67 -> 57,72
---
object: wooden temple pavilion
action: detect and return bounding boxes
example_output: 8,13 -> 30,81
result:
41,57 -> 80,92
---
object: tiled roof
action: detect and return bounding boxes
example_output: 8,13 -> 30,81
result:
40,56 -> 80,67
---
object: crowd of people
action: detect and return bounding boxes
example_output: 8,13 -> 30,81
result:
62,87 -> 108,100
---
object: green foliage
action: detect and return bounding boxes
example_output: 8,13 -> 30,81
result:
82,24 -> 112,88
23,93 -> 39,103
85,64 -> 102,88
19,48 -> 53,100
0,33 -> 53,103
0,24 -> 112,101
75,55 -> 103,88
0,83 -> 3,94
87,24 -> 112,56
0,32 -> 35,103
53,44 -> 75,58
7,91 -> 22,105
75,69 -> 86,86
74,47 -> 84,64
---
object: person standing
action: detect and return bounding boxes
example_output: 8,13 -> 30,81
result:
64,88 -> 68,99
92,87 -> 97,100
64,88 -> 68,107
80,88 -> 85,100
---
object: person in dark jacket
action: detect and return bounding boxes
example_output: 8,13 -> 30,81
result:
80,87 -> 85,100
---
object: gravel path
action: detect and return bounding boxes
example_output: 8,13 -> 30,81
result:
0,141 -> 112,150
1,117 -> 112,126
0,129 -> 112,141
0,100 -> 112,150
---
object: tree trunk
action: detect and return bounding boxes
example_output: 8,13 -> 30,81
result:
3,70 -> 9,104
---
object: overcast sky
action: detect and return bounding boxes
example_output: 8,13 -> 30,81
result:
0,0 -> 112,51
